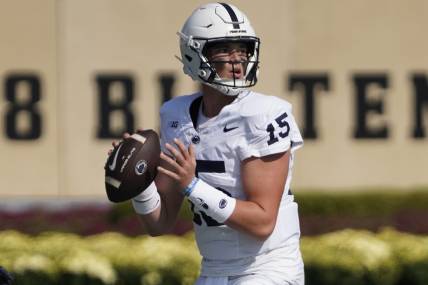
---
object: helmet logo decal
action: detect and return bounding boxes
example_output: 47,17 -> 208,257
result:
219,3 -> 240,29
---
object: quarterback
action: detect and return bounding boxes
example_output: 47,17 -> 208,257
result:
127,3 -> 304,285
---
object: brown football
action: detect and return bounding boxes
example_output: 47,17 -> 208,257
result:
104,129 -> 160,203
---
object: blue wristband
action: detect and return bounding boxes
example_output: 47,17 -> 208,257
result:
182,177 -> 199,196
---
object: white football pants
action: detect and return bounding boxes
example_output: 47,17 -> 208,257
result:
195,270 -> 304,285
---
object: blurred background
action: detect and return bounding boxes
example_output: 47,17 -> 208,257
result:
1,0 -> 428,284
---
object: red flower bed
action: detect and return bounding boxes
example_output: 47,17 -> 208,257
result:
300,209 -> 428,236
2,204 -> 428,237
0,205 -> 192,236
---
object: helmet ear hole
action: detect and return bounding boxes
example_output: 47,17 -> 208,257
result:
185,55 -> 193,62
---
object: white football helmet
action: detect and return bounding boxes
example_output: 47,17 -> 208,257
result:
178,3 -> 260,96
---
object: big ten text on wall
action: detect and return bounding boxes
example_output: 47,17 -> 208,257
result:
2,72 -> 428,140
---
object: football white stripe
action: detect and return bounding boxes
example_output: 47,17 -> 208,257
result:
105,176 -> 121,188
131,133 -> 147,144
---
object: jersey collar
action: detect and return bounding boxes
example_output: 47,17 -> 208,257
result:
189,95 -> 203,130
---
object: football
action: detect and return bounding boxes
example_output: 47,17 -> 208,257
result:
105,129 -> 160,203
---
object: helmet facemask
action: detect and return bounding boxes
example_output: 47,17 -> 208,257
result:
198,37 -> 260,95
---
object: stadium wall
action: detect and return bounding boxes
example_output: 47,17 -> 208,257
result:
0,0 -> 427,197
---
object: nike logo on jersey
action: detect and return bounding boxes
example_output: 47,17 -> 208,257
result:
223,124 -> 239,132
108,144 -> 123,171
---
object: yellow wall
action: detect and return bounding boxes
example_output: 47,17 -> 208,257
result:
0,0 -> 427,198
0,0 -> 58,196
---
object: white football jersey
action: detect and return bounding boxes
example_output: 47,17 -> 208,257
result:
160,90 -> 304,274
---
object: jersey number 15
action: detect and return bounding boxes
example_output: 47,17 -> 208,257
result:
266,112 -> 290,145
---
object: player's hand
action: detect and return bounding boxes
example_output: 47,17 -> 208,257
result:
157,138 -> 196,190
107,132 -> 131,156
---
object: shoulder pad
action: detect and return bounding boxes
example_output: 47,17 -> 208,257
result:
238,92 -> 292,118
160,93 -> 201,117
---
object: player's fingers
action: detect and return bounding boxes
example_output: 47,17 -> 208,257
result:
173,138 -> 189,160
108,149 -> 112,156
123,132 -> 130,139
188,144 -> 195,159
165,143 -> 185,164
157,166 -> 180,181
160,152 -> 182,172
160,151 -> 178,166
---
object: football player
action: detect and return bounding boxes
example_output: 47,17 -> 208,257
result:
120,3 -> 305,285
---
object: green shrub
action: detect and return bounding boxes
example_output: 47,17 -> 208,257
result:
295,189 -> 428,216
302,229 -> 399,285
378,228 -> 428,285
302,228 -> 428,285
0,230 -> 199,285
1,229 -> 428,285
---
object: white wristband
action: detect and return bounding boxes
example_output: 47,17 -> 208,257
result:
186,179 -> 236,223
132,181 -> 160,215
